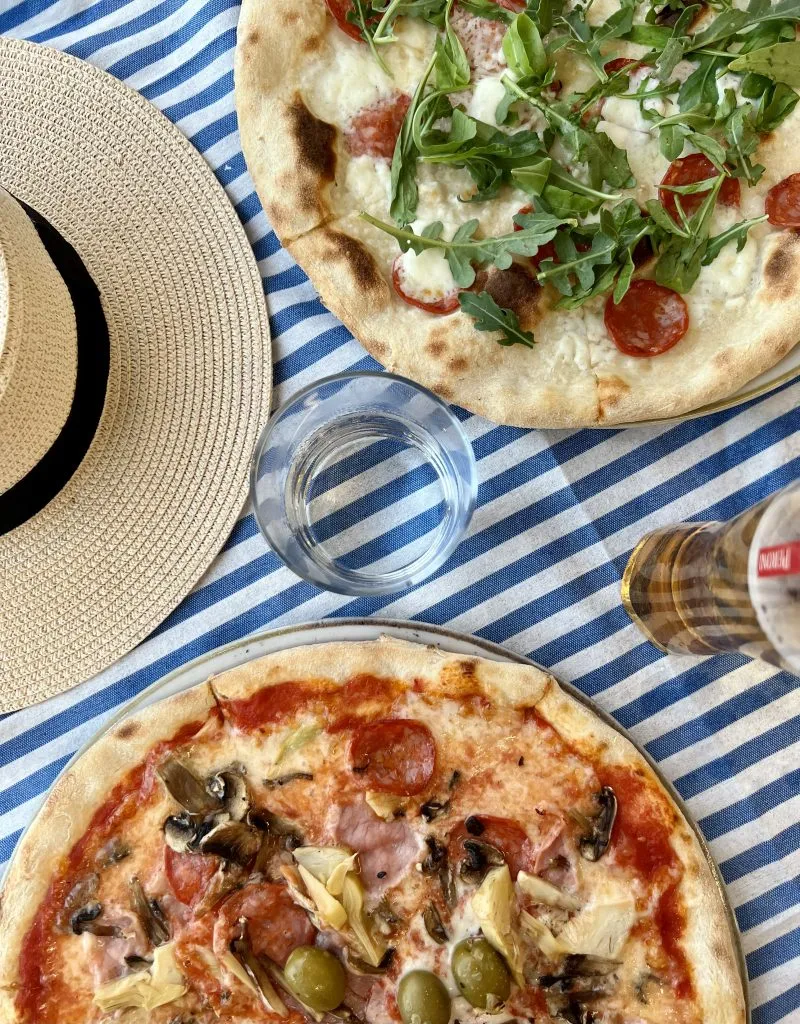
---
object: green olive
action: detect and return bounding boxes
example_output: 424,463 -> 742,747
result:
397,969 -> 451,1024
284,945 -> 346,1012
451,937 -> 511,1009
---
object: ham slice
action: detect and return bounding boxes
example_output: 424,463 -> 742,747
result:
333,799 -> 421,891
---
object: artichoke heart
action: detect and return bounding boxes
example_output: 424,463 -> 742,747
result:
265,723 -> 321,780
516,871 -> 582,912
341,874 -> 387,968
365,790 -> 406,822
470,865 -> 525,986
519,910 -> 570,958
93,942 -> 186,1012
296,864 -> 349,930
292,845 -> 358,896
557,896 -> 636,959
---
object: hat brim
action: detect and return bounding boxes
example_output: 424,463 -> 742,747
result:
0,38 -> 272,711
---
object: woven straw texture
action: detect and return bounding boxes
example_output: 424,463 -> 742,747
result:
0,186 -> 76,493
0,38 -> 272,711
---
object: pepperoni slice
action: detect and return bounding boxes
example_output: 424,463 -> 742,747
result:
391,254 -> 460,314
659,154 -> 741,221
350,719 -> 436,795
164,846 -> 219,907
492,0 -> 526,10
603,57 -> 638,75
345,94 -> 411,160
214,882 -> 316,966
765,173 -> 800,228
604,279 -> 689,357
448,815 -> 534,879
324,0 -> 364,40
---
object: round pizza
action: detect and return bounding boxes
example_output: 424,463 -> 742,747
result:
235,0 -> 800,426
0,640 -> 745,1023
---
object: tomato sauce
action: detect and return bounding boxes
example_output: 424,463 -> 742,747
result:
602,764 -> 693,999
16,718 -> 209,1024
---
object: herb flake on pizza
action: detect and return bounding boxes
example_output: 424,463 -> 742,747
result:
236,0 -> 800,425
0,641 -> 745,1024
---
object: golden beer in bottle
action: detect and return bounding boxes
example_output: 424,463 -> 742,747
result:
622,482 -> 800,672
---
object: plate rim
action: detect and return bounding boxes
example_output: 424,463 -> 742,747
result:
2,617 -> 750,1019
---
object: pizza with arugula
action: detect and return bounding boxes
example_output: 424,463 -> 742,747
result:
235,0 -> 800,425
0,641 -> 744,1023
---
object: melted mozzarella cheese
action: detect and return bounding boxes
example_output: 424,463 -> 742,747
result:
467,75 -> 509,128
395,246 -> 457,303
301,18 -> 433,123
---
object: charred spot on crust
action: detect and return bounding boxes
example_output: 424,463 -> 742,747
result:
481,263 -> 541,325
425,337 -> 446,358
327,230 -> 384,293
598,375 -> 630,413
288,97 -> 336,184
117,721 -> 139,740
764,236 -> 800,299
449,356 -> 469,373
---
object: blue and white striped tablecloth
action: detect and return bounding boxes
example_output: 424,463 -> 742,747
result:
1,0 -> 799,1018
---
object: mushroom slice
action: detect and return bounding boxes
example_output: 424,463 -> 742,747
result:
199,821 -> 261,866
422,903 -> 449,944
194,863 -> 245,916
517,872 -> 582,912
130,877 -> 170,947
460,838 -> 505,885
576,788 -> 617,862
70,902 -> 123,938
163,814 -> 197,854
157,758 -> 221,815
94,942 -> 186,1012
345,948 -> 395,975
228,937 -> 288,1017
207,770 -> 250,821
248,808 -> 304,850
471,865 -> 525,986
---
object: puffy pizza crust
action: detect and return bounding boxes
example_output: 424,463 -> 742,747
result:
0,684 -> 218,1020
0,639 -> 746,1024
236,0 -> 800,426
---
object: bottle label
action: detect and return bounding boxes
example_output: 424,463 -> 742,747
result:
756,541 -> 800,578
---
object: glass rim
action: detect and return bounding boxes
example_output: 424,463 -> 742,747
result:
249,370 -> 477,596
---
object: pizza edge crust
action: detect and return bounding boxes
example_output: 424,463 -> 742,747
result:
0,639 -> 745,1024
536,683 -> 747,1024
0,683 -> 218,1015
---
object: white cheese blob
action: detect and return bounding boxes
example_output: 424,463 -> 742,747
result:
467,75 -> 509,129
395,246 -> 458,305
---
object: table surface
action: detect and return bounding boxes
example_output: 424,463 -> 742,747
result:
1,1 -> 799,1019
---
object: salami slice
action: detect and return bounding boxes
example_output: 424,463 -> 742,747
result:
603,57 -> 638,75
164,846 -> 219,907
350,719 -> 436,795
392,254 -> 460,314
324,0 -> 364,40
448,815 -> 534,879
214,882 -> 316,966
604,279 -> 689,357
659,154 -> 740,221
345,94 -> 411,160
765,172 -> 800,228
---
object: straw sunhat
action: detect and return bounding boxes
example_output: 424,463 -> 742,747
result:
0,38 -> 272,711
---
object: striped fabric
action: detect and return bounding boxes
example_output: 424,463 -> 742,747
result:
1,0 -> 799,1019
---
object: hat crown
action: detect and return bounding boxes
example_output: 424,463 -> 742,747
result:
0,187 -> 77,494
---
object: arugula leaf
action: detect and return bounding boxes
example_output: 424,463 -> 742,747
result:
678,53 -> 725,108
703,213 -> 768,262
503,13 -> 548,78
542,185 -> 603,216
389,51 -> 436,224
510,157 -> 552,196
458,0 -> 513,19
434,11 -> 471,91
754,80 -> 800,130
689,0 -> 800,53
360,211 -> 573,286
728,41 -> 800,86
458,291 -> 535,347
653,174 -> 722,290
654,5 -> 700,80
625,23 -> 673,45
527,0 -> 567,36
370,0 -> 447,46
348,0 -> 391,73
